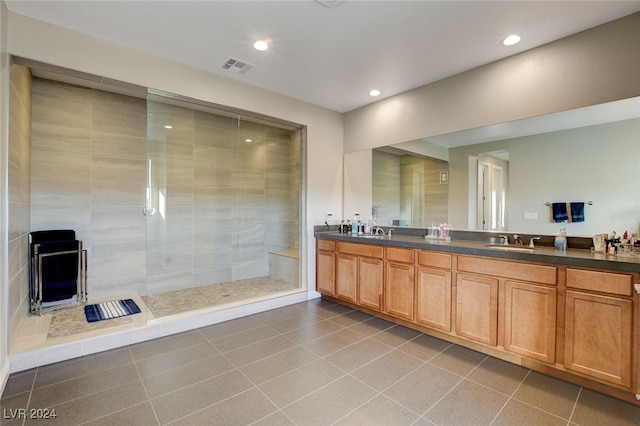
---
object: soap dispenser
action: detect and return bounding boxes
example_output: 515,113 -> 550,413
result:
554,228 -> 567,251
351,212 -> 360,235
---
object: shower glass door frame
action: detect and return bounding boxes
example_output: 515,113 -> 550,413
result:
144,90 -> 305,318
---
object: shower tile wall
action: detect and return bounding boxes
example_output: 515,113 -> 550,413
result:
30,78 -> 147,300
373,150 -> 401,226
373,150 -> 448,228
7,64 -> 32,350
26,78 -> 298,307
146,101 -> 299,295
400,155 -> 449,227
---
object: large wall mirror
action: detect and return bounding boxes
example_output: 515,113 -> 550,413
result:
346,96 -> 640,237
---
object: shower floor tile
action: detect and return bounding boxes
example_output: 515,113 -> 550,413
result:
11,277 -> 299,354
145,276 -> 298,318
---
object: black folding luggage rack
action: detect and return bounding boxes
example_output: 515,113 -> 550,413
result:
29,230 -> 88,316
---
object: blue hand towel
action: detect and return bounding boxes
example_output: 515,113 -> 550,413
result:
570,202 -> 585,222
552,203 -> 568,222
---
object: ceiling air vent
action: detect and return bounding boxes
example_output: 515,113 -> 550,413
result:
221,57 -> 256,75
315,0 -> 345,8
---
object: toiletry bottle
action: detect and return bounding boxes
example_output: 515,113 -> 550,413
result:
351,213 -> 359,235
554,228 -> 567,251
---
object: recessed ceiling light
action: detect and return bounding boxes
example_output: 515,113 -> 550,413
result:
164,125 -> 173,129
503,34 -> 521,46
253,40 -> 269,51
369,89 -> 381,97
245,138 -> 253,143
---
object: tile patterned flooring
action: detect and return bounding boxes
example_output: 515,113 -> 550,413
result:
2,298 -> 640,425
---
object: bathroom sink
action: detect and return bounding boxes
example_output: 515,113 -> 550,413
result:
358,235 -> 386,239
484,245 -> 535,253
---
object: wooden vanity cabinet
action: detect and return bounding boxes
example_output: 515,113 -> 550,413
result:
335,252 -> 358,302
504,280 -> 556,363
316,239 -> 336,295
358,256 -> 384,310
564,268 -> 634,388
384,247 -> 415,320
455,272 -> 499,346
335,242 -> 384,308
457,256 -> 558,355
316,237 -> 640,403
416,251 -> 452,331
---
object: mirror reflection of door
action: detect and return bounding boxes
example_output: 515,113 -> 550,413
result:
477,161 -> 490,230
412,170 -> 425,227
476,152 -> 509,231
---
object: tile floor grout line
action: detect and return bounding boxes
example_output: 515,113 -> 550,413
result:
28,360 -> 140,395
421,375 -> 468,420
234,345 -> 320,375
144,367 -> 248,404
567,386 -> 582,425
129,346 -> 162,426
273,371 -> 350,412
210,348 -> 322,423
21,375 -> 147,425
230,354 -> 297,426
496,369 -> 579,424
75,400 -> 159,426
16,367 -> 38,426
132,345 -> 220,376
344,360 -> 429,421
419,352 -> 490,422
162,387 -> 264,426
208,329 -> 289,354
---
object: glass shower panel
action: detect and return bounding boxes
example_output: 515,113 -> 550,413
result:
145,94 -> 301,319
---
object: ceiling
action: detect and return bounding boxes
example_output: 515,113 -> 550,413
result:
6,1 -> 640,113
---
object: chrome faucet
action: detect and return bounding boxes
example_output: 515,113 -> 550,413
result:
529,237 -> 542,248
514,234 -> 524,246
498,235 -> 509,245
373,227 -> 385,235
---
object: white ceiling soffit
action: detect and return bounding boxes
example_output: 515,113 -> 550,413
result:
6,1 -> 640,113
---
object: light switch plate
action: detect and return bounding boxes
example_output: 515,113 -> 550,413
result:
523,212 -> 538,220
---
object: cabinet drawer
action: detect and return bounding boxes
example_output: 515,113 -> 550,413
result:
337,241 -> 383,258
566,268 -> 632,296
418,250 -> 452,269
317,239 -> 335,251
386,247 -> 414,263
457,256 -> 556,285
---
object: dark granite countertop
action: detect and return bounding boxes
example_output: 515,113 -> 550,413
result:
315,230 -> 640,273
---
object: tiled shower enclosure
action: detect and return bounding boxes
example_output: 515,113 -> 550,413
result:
28,76 -> 302,320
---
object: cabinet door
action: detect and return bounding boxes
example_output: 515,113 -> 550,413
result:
335,253 -> 358,303
384,261 -> 415,320
504,281 -> 556,363
455,273 -> 498,346
564,290 -> 632,387
416,266 -> 451,331
316,250 -> 335,295
358,257 -> 383,310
